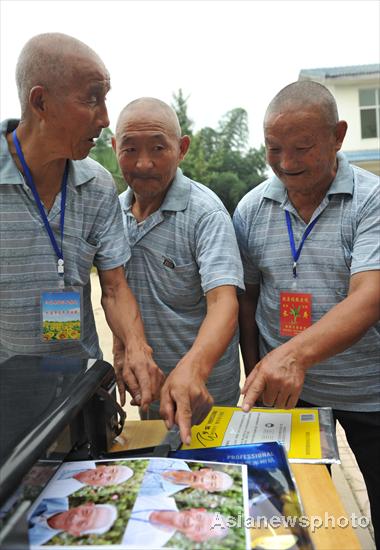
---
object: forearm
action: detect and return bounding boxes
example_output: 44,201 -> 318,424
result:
100,270 -> 149,353
238,284 -> 260,375
238,296 -> 260,375
283,271 -> 380,370
113,334 -> 124,354
179,287 -> 238,380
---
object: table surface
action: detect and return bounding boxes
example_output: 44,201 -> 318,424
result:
111,420 -> 361,550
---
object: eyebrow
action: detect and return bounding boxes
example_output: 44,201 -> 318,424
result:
120,133 -> 168,146
132,133 -> 166,140
88,81 -> 110,95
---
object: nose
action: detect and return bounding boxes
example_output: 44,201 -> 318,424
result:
136,153 -> 153,169
279,152 -> 300,172
97,101 -> 110,129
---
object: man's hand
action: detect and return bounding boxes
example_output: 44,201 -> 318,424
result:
124,343 -> 165,410
159,364 -> 214,445
241,344 -> 306,411
157,285 -> 239,444
100,267 -> 165,410
113,345 -> 127,406
113,337 -> 164,409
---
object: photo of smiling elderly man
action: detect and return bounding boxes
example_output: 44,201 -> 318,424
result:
28,499 -> 117,546
139,458 -> 233,497
41,460 -> 134,499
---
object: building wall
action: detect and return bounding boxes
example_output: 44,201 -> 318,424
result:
327,81 -> 379,152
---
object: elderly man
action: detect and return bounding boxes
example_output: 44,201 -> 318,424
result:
42,461 -> 134,498
123,494 -> 229,547
112,97 -> 244,443
28,498 -> 117,546
233,81 -> 380,545
0,33 -> 164,409
140,458 -> 233,496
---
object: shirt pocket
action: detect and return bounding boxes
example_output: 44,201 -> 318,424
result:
131,245 -> 203,308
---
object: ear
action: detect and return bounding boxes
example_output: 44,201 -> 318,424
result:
29,86 -> 47,119
111,135 -> 117,152
335,120 -> 348,151
178,135 -> 191,162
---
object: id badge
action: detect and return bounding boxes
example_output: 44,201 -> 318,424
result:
41,287 -> 83,342
280,291 -> 312,337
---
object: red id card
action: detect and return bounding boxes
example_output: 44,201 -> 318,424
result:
280,291 -> 312,337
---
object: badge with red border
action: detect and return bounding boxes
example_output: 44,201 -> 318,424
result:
280,291 -> 312,337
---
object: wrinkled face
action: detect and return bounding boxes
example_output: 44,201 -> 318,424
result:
114,109 -> 189,202
45,54 -> 110,160
75,465 -> 122,486
49,503 -> 111,537
163,468 -> 226,492
264,109 -> 344,196
191,468 -> 228,492
176,509 -> 218,541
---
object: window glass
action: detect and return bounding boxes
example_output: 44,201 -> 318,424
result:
359,89 -> 376,106
360,108 -> 377,138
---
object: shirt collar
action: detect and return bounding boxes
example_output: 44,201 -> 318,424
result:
263,151 -> 354,204
68,158 -> 96,188
121,167 -> 190,212
34,514 -> 61,535
0,119 -> 24,184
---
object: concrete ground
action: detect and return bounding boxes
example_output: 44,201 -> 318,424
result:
91,272 -> 375,549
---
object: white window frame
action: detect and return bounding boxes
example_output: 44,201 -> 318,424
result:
359,87 -> 380,139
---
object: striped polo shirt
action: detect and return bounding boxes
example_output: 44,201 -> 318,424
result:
0,119 -> 129,363
119,169 -> 245,410
233,152 -> 380,411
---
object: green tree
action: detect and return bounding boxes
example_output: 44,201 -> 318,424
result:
172,91 -> 267,214
218,107 -> 249,153
89,128 -> 126,194
171,88 -> 193,136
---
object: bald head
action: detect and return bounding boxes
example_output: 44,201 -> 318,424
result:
116,97 -> 182,140
264,81 -> 339,128
16,33 -> 108,117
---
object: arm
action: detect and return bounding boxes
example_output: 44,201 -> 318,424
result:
159,285 -> 239,444
98,266 -> 164,409
242,270 -> 380,410
238,283 -> 260,376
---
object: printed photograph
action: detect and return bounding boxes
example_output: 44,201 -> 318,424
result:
28,457 -> 250,549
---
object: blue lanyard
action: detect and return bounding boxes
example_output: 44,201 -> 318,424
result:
285,210 -> 320,278
12,130 -> 68,283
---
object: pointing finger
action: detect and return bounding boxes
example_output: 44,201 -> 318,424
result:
174,395 -> 192,445
241,372 -> 266,412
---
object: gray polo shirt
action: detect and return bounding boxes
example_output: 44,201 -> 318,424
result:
119,169 -> 244,409
233,152 -> 380,411
0,119 -> 129,363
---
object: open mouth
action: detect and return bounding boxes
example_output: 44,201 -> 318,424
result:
88,135 -> 100,144
282,170 -> 304,176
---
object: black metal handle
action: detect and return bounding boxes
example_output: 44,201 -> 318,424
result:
95,387 -> 126,436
